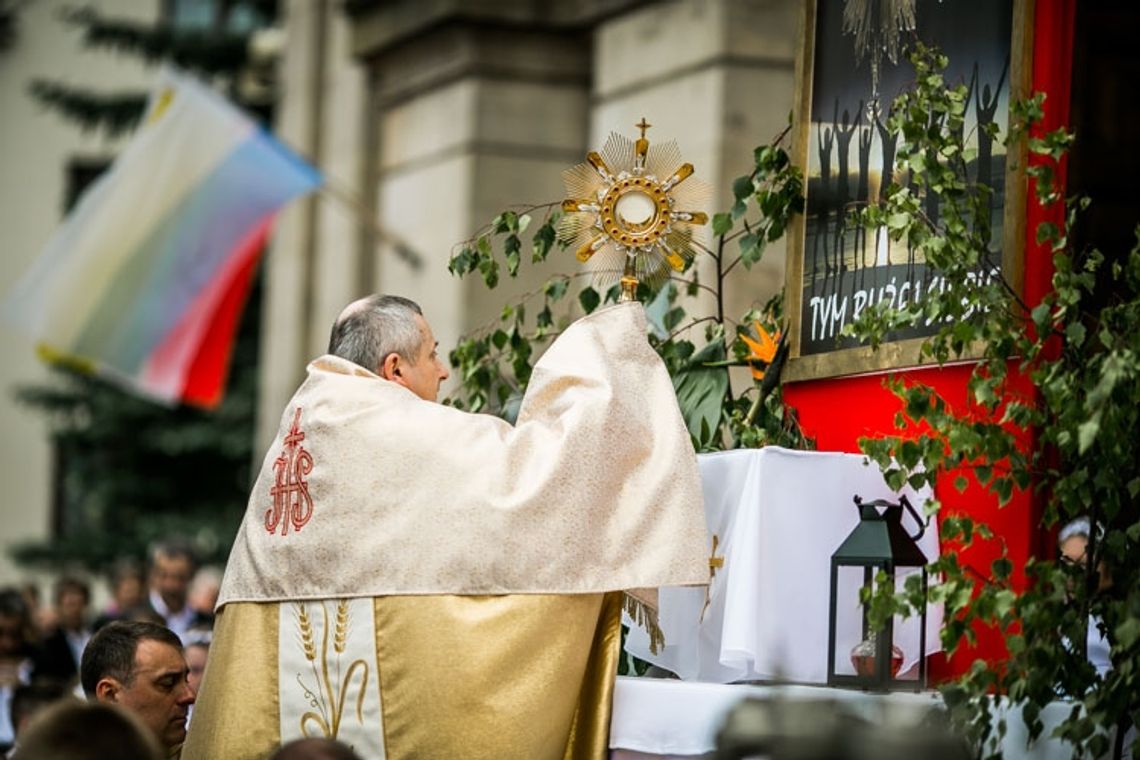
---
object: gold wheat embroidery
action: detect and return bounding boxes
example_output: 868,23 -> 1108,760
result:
294,600 -> 370,739
334,600 -> 348,653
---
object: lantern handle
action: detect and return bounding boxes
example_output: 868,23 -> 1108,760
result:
852,494 -> 927,541
898,494 -> 926,541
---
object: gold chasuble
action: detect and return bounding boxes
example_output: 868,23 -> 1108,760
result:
182,303 -> 708,759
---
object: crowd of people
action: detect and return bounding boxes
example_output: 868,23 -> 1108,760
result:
0,541 -> 361,759
0,541 -> 204,753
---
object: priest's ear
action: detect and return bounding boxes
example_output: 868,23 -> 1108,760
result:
379,352 -> 403,383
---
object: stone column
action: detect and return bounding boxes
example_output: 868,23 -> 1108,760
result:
257,0 -> 368,451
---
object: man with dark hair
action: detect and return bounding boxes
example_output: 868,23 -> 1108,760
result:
81,621 -> 195,754
146,541 -> 212,642
184,295 -> 708,759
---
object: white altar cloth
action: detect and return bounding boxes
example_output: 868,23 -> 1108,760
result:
625,446 -> 942,683
608,676 -> 1108,760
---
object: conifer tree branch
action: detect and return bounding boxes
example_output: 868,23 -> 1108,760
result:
28,79 -> 147,137
62,6 -> 252,76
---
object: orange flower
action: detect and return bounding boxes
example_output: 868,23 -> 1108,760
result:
740,321 -> 780,381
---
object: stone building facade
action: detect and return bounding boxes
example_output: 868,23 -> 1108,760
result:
257,0 -> 799,449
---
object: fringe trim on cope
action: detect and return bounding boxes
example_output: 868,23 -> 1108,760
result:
623,590 -> 664,654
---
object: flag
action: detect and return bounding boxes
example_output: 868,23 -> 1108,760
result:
1,67 -> 321,407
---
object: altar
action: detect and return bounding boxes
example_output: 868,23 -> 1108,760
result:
625,446 -> 942,684
607,676 -> 1097,760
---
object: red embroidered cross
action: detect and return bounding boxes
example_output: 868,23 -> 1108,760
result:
266,407 -> 314,536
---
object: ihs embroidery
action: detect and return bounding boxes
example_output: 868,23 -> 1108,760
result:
266,407 -> 315,535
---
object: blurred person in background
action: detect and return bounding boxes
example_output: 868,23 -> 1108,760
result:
1058,517 -> 1111,678
16,585 -> 52,641
8,678 -> 71,750
120,607 -> 168,627
32,577 -> 92,683
146,541 -> 212,642
94,560 -> 147,631
182,625 -> 211,728
186,567 -> 222,619
80,621 -> 195,755
10,699 -> 162,760
182,627 -> 210,698
269,738 -> 363,760
0,590 -> 36,753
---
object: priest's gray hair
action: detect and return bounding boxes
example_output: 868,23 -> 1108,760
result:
328,295 -> 424,373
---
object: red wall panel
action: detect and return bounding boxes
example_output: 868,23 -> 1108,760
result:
781,0 -> 1075,681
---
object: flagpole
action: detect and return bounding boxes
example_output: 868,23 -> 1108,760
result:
310,174 -> 425,272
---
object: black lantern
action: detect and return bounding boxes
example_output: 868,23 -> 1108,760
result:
827,494 -> 928,691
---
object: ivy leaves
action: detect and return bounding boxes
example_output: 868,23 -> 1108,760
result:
847,42 -> 1140,758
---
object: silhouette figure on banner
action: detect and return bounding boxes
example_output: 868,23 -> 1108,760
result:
974,58 -> 1009,200
815,122 -> 835,280
856,120 -> 873,275
833,100 -> 859,277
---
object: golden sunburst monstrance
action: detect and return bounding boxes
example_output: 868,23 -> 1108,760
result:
559,119 -> 710,301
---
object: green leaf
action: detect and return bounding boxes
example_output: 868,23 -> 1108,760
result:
477,252 -> 499,289
973,379 -> 996,407
504,234 -> 521,277
448,246 -> 474,276
738,232 -> 761,268
712,212 -> 733,237
887,213 -> 909,231
663,306 -> 685,332
532,219 -> 556,262
579,286 -> 600,314
672,339 -> 729,444
1077,412 -> 1101,454
732,174 -> 754,201
1035,221 -> 1059,245
1117,617 -> 1140,648
543,278 -> 568,301
976,464 -> 993,484
1064,321 -> 1085,346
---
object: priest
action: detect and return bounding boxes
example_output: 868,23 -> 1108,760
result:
183,294 -> 708,759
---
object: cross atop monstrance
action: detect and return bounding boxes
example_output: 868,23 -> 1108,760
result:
635,117 -> 652,139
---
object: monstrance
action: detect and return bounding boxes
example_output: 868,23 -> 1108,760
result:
559,119 -> 710,301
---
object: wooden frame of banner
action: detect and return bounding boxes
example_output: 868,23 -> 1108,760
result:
783,0 -> 1034,382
